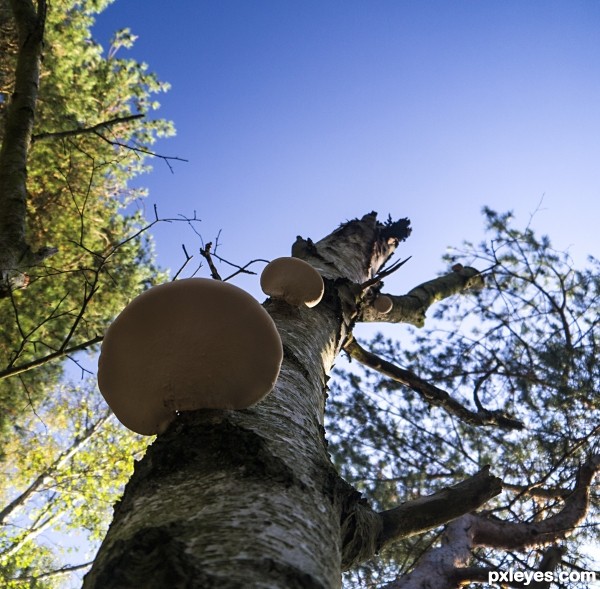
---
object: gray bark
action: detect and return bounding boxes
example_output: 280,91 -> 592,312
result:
0,0 -> 55,297
384,455 -> 600,589
83,213 -> 411,589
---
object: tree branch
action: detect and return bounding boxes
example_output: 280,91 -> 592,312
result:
359,265 -> 484,326
453,546 -> 565,589
344,336 -> 523,430
0,335 -> 103,380
94,130 -> 187,173
8,561 -> 93,583
378,466 -> 502,548
0,411 -> 110,525
31,113 -> 145,142
199,241 -> 222,280
472,454 -> 600,550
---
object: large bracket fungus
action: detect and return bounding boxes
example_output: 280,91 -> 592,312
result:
260,257 -> 325,308
98,279 -> 283,435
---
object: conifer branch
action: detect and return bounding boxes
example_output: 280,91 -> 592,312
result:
344,336 -> 524,430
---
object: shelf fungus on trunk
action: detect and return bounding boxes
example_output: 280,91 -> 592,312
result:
260,256 -> 324,308
97,278 -> 283,435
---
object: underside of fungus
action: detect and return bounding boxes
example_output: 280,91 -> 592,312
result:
260,257 -> 325,308
98,279 -> 283,435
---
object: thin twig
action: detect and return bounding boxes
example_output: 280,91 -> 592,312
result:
94,131 -> 188,173
0,336 -> 103,381
31,114 -> 145,142
199,242 -> 222,280
361,256 -> 412,289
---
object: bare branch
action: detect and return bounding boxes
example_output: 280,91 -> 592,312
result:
31,113 -> 145,142
94,130 -> 187,173
472,454 -> 600,550
0,335 -> 103,381
199,241 -> 222,280
502,481 -> 570,500
344,336 -> 524,430
171,243 -> 193,280
8,561 -> 93,583
360,256 -> 412,289
359,265 -> 484,326
378,466 -> 502,547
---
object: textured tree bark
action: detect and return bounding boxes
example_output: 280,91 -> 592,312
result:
383,455 -> 600,589
83,213 -> 411,589
0,0 -> 55,297
359,265 -> 484,326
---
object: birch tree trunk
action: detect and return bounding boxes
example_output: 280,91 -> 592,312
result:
83,213 -> 411,588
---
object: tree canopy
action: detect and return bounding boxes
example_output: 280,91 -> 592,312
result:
328,208 -> 599,587
1,0 -> 172,583
0,0 -> 171,445
0,0 -> 598,587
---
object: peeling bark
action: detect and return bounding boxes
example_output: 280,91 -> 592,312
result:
384,515 -> 477,589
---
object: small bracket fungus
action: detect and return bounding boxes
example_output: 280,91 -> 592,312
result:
260,257 -> 324,308
373,295 -> 393,314
98,279 -> 283,435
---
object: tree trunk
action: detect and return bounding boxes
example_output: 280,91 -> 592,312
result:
83,213 -> 411,589
0,0 -> 55,296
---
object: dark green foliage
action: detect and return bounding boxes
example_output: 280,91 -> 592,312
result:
327,209 -> 599,587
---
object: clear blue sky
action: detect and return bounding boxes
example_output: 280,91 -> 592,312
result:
54,3 -> 600,579
91,0 -> 600,298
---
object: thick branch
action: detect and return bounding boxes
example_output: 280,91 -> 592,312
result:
378,466 -> 502,548
453,546 -> 565,589
0,0 -> 54,295
472,454 -> 600,550
359,265 -> 484,326
344,336 -> 523,430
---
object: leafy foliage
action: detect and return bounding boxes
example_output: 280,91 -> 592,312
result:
0,381 -> 150,588
0,0 -> 171,583
0,0 -> 171,449
327,209 -> 600,587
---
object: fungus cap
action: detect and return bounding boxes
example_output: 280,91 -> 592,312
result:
373,295 -> 393,314
98,279 -> 283,435
260,257 -> 324,308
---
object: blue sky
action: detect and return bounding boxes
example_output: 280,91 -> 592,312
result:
91,1 -> 600,307
46,2 -> 600,579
